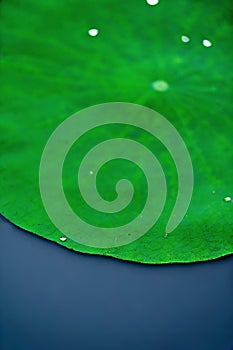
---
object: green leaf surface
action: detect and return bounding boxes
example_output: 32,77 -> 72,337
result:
0,0 -> 233,263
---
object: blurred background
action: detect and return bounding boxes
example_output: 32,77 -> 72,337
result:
1,215 -> 233,350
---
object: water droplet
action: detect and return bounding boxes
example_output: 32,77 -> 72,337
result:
89,170 -> 94,175
181,35 -> 190,43
88,29 -> 99,37
152,80 -> 169,92
212,190 -> 216,194
202,39 -> 212,47
60,237 -> 67,242
146,0 -> 159,5
223,196 -> 232,202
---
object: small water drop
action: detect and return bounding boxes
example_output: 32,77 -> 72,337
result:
146,0 -> 159,5
181,35 -> 190,43
202,39 -> 212,47
88,28 -> 99,37
60,237 -> 67,242
89,170 -> 94,175
223,196 -> 232,202
152,80 -> 169,92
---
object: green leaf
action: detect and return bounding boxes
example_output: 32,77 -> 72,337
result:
0,0 -> 232,263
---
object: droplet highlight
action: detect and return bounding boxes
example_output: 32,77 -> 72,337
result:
146,0 -> 159,5
223,196 -> 232,202
202,39 -> 212,47
152,80 -> 169,92
88,29 -> 99,37
60,236 -> 67,242
181,35 -> 190,43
